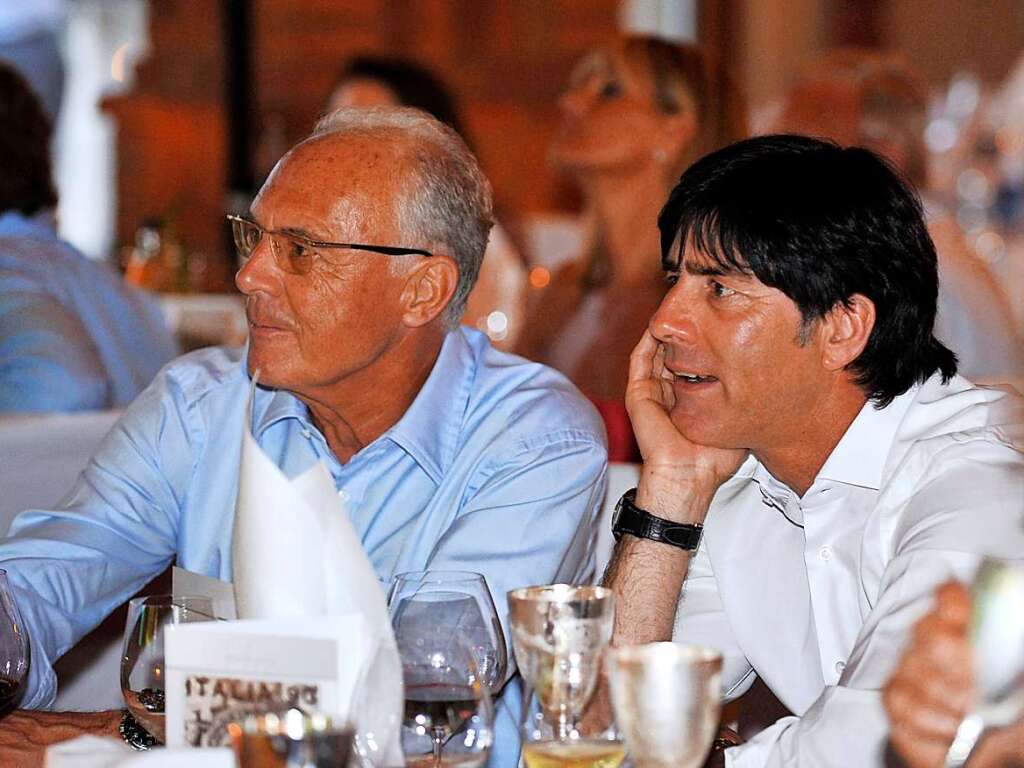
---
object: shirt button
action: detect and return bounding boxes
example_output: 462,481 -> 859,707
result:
819,545 -> 833,561
338,489 -> 350,503
835,660 -> 846,675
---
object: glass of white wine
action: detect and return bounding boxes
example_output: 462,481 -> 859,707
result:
120,594 -> 215,744
520,683 -> 624,768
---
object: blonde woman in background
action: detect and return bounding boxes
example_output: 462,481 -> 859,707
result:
518,35 -> 745,461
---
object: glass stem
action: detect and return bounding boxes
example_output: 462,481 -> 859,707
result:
432,725 -> 446,768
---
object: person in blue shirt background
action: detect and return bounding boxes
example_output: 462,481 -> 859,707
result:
0,62 -> 177,413
0,105 -> 607,766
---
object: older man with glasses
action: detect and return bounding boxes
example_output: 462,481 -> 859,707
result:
0,107 -> 607,765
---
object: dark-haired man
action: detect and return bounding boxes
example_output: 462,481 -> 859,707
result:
603,134 -> 1024,767
0,62 -> 177,411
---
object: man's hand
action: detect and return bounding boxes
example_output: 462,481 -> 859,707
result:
626,332 -> 746,521
885,582 -> 1024,768
884,582 -> 974,768
0,709 -> 122,767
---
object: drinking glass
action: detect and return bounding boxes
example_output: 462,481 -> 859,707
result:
605,643 -> 722,768
0,570 -> 30,717
507,585 -> 615,736
229,708 -> 354,768
120,594 -> 214,744
393,628 -> 493,768
520,682 -> 624,768
388,571 -> 507,695
943,559 -> 1024,767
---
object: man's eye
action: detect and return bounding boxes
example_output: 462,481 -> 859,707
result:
599,80 -> 622,100
710,280 -> 735,298
663,272 -> 680,286
287,241 -> 315,270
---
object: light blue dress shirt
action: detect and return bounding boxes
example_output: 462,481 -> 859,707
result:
0,210 -> 177,412
0,326 -> 607,767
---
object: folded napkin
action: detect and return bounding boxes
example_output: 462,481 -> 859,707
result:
44,736 -> 130,768
230,377 -> 402,763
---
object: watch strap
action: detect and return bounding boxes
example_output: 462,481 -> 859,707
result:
612,487 -> 703,551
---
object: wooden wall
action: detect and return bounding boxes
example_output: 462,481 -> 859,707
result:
107,0 -> 620,288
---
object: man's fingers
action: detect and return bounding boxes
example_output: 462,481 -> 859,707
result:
934,581 -> 971,628
628,331 -> 660,383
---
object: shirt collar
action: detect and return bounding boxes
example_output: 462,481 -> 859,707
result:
383,329 -> 475,483
813,384 -> 920,490
249,330 -> 475,483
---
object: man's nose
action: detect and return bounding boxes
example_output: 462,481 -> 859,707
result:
649,286 -> 697,345
234,239 -> 278,296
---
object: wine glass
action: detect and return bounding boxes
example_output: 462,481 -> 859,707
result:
520,682 -> 624,768
389,594 -> 494,768
0,570 -> 30,717
943,559 -> 1024,767
605,643 -> 722,768
507,585 -> 615,736
388,571 -> 507,696
120,594 -> 214,744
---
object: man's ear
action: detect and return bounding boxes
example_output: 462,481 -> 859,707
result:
817,293 -> 876,371
400,255 -> 460,328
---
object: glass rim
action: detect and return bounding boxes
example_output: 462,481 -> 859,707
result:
606,641 -> 723,667
126,593 -> 216,610
391,569 -> 488,585
508,584 -> 614,602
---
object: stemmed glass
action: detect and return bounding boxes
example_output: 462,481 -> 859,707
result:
388,571 -> 507,695
605,643 -> 722,768
0,570 -> 30,718
120,594 -> 214,744
943,559 -> 1024,767
508,585 -> 620,768
388,571 -> 500,768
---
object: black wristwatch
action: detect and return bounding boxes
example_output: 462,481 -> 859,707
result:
611,488 -> 703,551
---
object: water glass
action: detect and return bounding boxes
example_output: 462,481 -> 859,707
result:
229,708 -> 354,768
120,594 -> 214,744
605,642 -> 722,768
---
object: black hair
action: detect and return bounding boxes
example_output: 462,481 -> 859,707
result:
334,55 -> 467,140
658,133 -> 956,406
0,62 -> 57,216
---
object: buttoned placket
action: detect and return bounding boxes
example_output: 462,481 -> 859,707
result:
799,482 -> 872,687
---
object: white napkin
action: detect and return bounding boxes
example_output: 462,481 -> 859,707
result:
230,378 -> 402,763
44,736 -> 130,768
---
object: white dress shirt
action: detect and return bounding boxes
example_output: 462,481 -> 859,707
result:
672,373 -> 1024,767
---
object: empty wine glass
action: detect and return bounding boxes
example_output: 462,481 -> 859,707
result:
944,559 -> 1024,767
120,594 -> 214,744
388,571 -> 507,695
605,643 -> 722,768
0,570 -> 30,718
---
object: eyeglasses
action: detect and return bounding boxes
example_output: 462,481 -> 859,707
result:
227,214 -> 433,276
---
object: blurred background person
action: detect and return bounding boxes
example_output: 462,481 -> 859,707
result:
0,0 -> 67,120
884,581 -> 1024,768
773,49 -> 1024,386
517,34 -> 745,461
0,62 -> 176,413
327,54 -> 527,351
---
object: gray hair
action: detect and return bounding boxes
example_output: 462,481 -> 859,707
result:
310,106 -> 494,326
